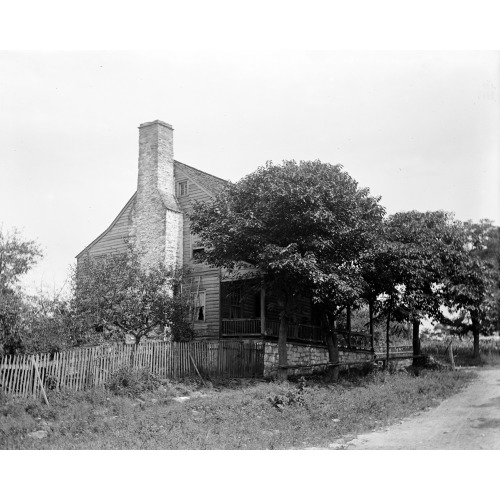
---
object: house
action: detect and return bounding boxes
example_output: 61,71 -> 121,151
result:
76,120 -> 392,376
76,120 -> 324,344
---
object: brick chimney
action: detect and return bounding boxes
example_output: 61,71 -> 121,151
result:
134,120 -> 183,269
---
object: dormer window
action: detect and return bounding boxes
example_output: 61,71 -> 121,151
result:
178,181 -> 188,197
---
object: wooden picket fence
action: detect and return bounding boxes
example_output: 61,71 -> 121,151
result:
0,341 -> 264,399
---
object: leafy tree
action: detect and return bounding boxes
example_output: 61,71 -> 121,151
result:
443,220 -> 500,358
359,230 -> 404,359
360,211 -> 466,364
313,265 -> 366,381
14,289 -> 80,355
73,249 -> 194,346
190,160 -> 384,380
0,227 -> 43,356
0,291 -> 29,356
0,227 -> 43,290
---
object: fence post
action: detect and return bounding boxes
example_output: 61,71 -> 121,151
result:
32,356 -> 50,406
448,341 -> 455,370
260,281 -> 266,336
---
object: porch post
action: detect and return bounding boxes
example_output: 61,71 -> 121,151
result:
218,270 -> 222,340
346,304 -> 351,348
346,304 -> 351,333
260,281 -> 266,336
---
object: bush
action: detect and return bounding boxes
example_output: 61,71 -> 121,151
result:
268,377 -> 307,411
1,397 -> 24,419
105,366 -> 161,397
24,400 -> 57,420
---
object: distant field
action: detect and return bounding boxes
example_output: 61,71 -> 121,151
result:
422,336 -> 500,366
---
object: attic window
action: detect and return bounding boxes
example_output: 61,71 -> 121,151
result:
178,181 -> 188,197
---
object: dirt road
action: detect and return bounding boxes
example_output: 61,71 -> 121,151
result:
340,368 -> 500,450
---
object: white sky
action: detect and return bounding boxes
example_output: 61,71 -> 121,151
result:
0,50 -> 498,294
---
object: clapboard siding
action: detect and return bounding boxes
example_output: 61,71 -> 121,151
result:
174,164 -> 223,340
191,268 -> 220,340
175,168 -> 215,268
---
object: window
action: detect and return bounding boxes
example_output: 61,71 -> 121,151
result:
191,233 -> 205,258
254,292 -> 262,318
229,289 -> 242,318
178,181 -> 188,197
191,291 -> 206,321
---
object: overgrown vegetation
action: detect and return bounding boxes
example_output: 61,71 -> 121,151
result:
105,367 -> 161,397
0,227 -> 44,356
0,368 -> 475,450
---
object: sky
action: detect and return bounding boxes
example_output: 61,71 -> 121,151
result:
0,50 -> 498,294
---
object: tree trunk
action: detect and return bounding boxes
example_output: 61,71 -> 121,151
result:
129,335 -> 141,367
385,310 -> 391,367
346,304 -> 351,332
369,300 -> 374,352
412,319 -> 420,367
324,313 -> 339,382
277,312 -> 289,382
471,309 -> 480,359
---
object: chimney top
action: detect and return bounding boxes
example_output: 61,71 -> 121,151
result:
139,120 -> 173,130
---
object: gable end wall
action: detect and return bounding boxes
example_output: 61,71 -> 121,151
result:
175,164 -> 221,339
76,196 -> 135,265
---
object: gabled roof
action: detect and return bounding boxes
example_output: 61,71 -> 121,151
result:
174,160 -> 228,195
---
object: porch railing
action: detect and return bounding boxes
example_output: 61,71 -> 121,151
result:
337,330 -> 372,351
221,318 -> 262,335
221,318 -> 324,344
265,321 -> 324,343
220,318 -> 375,351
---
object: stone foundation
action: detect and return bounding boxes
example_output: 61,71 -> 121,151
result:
263,342 -> 375,378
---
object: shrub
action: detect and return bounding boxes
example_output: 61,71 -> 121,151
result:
105,366 -> 161,397
268,377 -> 307,411
24,400 -> 57,420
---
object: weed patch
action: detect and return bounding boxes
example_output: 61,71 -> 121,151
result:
105,367 -> 161,397
268,377 -> 307,411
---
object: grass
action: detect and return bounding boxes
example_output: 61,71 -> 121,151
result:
0,366 -> 476,450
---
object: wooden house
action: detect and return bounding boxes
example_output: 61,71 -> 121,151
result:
76,120 -> 334,346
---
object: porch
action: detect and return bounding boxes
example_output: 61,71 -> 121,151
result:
219,279 -> 374,351
220,318 -> 373,351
